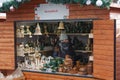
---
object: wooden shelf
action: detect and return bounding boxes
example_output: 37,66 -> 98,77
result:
23,33 -> 92,36
67,33 -> 90,36
39,50 -> 53,53
75,50 -> 92,53
48,33 -> 92,36
24,50 -> 53,54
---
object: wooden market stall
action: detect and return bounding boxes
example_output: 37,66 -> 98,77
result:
0,0 -> 119,80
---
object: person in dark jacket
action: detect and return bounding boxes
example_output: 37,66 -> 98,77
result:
53,33 -> 75,61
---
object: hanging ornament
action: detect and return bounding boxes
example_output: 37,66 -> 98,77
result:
86,0 -> 91,5
10,6 -> 15,11
0,3 -> 3,8
96,0 -> 103,6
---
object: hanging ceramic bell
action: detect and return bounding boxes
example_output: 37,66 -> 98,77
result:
34,23 -> 42,35
58,21 -> 65,30
57,21 -> 65,35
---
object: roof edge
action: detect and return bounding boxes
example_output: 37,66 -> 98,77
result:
110,3 -> 120,8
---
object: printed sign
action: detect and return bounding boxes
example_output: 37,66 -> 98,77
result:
35,4 -> 69,20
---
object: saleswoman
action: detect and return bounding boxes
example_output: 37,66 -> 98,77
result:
53,33 -> 75,61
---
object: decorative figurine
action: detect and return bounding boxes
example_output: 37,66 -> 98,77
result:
59,54 -> 73,73
16,28 -> 21,38
20,25 -> 25,38
69,61 -> 81,74
34,23 -> 42,35
78,65 -> 87,75
62,65 -> 72,73
64,54 -> 73,66
34,52 -> 41,70
69,66 -> 78,74
24,58 -> 29,68
58,64 -> 64,72
26,26 -> 32,38
24,53 -> 29,68
76,60 -> 81,68
24,44 -> 30,53
31,60 -> 36,70
46,56 -> 54,64
40,55 -> 46,69
17,43 -> 25,57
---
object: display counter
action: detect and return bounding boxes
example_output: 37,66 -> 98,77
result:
23,71 -> 102,80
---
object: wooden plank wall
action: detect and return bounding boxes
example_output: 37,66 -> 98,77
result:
69,4 -> 110,19
0,22 -> 14,69
116,20 -> 120,80
93,20 -> 114,80
110,7 -> 120,14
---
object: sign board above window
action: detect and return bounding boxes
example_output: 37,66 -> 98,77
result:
35,4 -> 69,20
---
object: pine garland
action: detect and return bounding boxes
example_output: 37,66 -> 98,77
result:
0,0 -> 31,12
0,0 -> 112,12
48,0 -> 112,9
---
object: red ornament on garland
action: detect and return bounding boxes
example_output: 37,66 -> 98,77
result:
10,6 -> 15,11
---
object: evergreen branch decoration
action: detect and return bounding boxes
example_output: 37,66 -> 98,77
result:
48,0 -> 112,9
0,0 -> 31,12
0,0 -> 112,12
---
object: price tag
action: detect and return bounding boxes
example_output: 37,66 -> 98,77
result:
89,33 -> 93,38
89,56 -> 93,61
